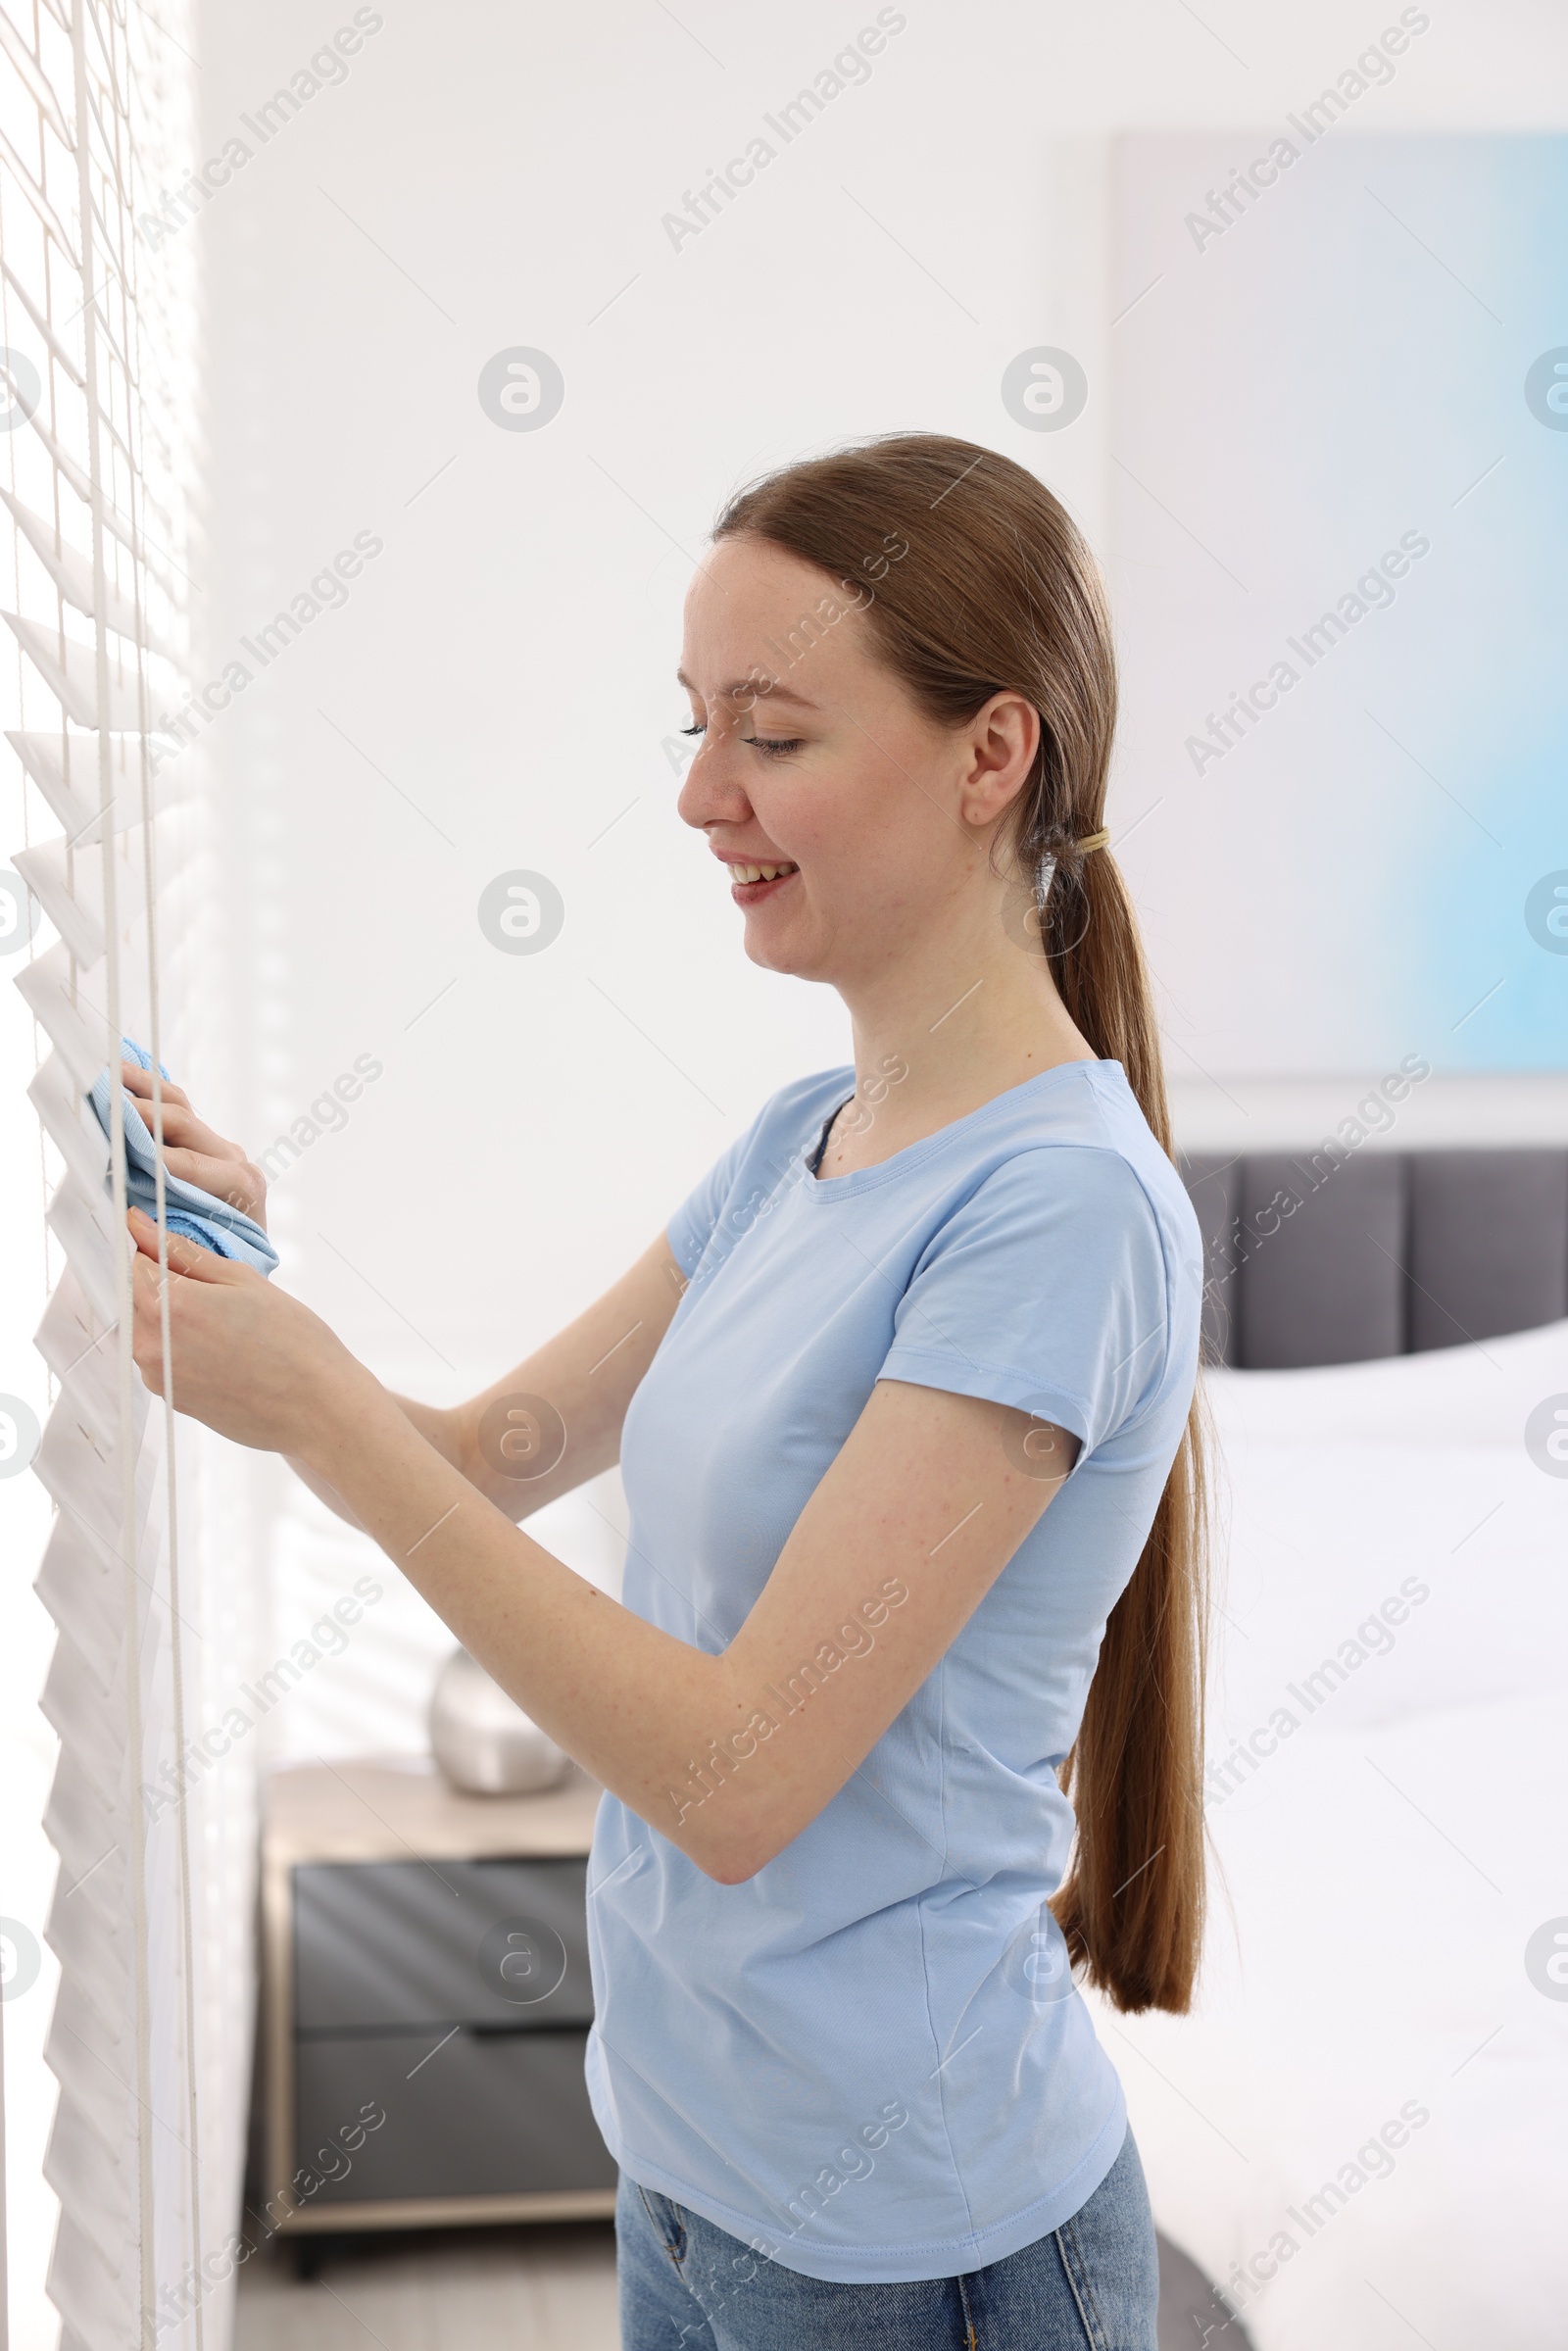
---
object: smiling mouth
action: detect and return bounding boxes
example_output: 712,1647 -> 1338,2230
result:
726,860 -> 799,902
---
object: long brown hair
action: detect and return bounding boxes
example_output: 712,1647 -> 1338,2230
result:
714,433 -> 1211,2015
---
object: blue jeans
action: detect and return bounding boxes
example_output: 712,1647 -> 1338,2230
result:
616,2124 -> 1159,2349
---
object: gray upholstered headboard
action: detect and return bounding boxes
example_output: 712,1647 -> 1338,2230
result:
1179,1149 -> 1568,1369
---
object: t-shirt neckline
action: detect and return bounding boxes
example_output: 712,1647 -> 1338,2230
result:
804,1057 -> 1121,1200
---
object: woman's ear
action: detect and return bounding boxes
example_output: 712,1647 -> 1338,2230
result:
959,691 -> 1040,825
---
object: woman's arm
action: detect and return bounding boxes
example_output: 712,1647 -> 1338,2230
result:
127,1213 -> 1075,1884
116,1060 -> 685,1528
283,1231 -> 686,1527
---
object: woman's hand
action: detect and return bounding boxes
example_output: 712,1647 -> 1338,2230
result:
127,1208 -> 371,1453
120,1059 -> 269,1228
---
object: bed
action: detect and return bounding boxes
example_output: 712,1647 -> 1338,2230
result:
1110,1146 -> 1568,2349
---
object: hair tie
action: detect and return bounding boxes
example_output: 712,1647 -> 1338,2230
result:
1074,829 -> 1109,855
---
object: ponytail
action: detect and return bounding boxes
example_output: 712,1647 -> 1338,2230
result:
1045,850 -> 1212,2013
1053,1396 -> 1210,2011
714,432 -> 1212,2014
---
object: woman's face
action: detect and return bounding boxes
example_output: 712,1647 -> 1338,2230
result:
676,533 -> 1035,986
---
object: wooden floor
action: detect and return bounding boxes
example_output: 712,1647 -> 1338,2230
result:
233,2220 -> 621,2350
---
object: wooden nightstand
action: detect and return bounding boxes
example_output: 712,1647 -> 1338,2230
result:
258,1757 -> 615,2234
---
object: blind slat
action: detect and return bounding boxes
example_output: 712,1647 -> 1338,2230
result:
16,938 -> 112,1092
2,491 -> 171,650
29,1062 -> 113,1207
7,729 -> 166,844
13,403 -> 169,581
3,612 -> 178,730
0,8 -> 74,143
14,839 -> 107,967
44,1171 -> 123,1328
16,830 -> 167,973
0,253 -> 87,385
36,1516 -> 122,1695
0,119 -> 80,261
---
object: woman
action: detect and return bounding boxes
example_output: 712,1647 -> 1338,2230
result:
127,432 -> 1209,2349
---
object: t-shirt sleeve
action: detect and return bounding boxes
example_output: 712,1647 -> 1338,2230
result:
878,1147 -> 1172,1455
664,1094 -> 787,1280
666,1134 -> 750,1278
666,1070 -> 854,1280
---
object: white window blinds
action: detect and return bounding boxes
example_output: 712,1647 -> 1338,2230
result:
4,5 -> 256,2348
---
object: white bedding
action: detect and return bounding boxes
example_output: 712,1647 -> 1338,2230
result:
1088,1319 -> 1568,2350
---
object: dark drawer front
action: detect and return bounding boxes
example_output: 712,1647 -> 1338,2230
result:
291,2028 -> 615,2203
293,1857 -> 595,2032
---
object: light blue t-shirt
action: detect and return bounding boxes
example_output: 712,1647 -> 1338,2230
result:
583,1058 -> 1201,2284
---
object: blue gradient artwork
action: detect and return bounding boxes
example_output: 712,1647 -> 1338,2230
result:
1110,131 -> 1568,1073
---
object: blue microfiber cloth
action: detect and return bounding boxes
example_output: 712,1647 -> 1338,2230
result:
89,1038 -> 279,1277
